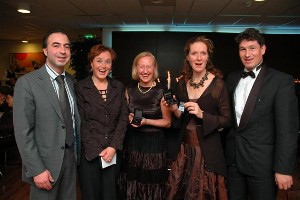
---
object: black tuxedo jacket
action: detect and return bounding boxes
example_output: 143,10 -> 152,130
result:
226,65 -> 299,177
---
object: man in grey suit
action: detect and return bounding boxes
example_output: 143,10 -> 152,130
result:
226,28 -> 299,199
14,29 -> 80,200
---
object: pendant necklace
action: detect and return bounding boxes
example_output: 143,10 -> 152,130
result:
189,71 -> 209,89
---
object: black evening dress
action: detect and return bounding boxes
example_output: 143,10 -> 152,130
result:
120,82 -> 167,200
165,77 -> 231,200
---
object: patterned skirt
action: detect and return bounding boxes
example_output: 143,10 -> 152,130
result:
119,129 -> 167,200
165,129 -> 228,200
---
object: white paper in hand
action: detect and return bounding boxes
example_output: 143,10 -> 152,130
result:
101,154 -> 116,168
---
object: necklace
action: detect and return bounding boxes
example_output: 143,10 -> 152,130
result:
189,71 -> 209,89
138,82 -> 155,94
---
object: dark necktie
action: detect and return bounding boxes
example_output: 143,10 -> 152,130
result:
241,71 -> 255,79
56,75 -> 74,146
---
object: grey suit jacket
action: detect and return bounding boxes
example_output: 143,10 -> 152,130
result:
226,65 -> 299,177
13,65 -> 81,185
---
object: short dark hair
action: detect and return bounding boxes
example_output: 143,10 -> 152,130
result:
42,28 -> 69,48
235,28 -> 265,46
0,86 -> 14,97
88,44 -> 117,63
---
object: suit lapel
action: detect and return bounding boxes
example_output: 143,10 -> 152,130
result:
36,66 -> 64,122
105,78 -> 113,104
65,74 -> 76,100
82,76 -> 111,108
229,73 -> 242,129
237,66 -> 267,131
105,78 -> 118,105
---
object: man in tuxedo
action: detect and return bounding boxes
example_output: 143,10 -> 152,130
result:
226,28 -> 299,199
13,29 -> 80,200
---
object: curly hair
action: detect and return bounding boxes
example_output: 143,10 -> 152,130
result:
181,36 -> 223,81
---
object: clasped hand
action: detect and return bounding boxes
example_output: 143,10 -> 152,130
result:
128,112 -> 147,127
99,147 -> 116,163
184,102 -> 204,118
163,97 -> 204,119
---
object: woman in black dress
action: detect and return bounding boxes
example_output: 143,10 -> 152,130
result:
165,36 -> 232,200
120,51 -> 171,200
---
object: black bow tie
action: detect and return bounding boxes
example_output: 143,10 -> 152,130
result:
241,71 -> 255,79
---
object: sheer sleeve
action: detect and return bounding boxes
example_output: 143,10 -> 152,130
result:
202,79 -> 232,136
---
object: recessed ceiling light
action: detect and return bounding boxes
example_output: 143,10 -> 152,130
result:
18,3 -> 31,14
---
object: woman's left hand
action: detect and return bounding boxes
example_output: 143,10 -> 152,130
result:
162,97 -> 179,112
184,102 -> 204,119
99,147 -> 116,162
130,117 -> 147,128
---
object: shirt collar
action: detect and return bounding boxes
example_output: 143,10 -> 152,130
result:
244,61 -> 263,73
45,63 -> 66,80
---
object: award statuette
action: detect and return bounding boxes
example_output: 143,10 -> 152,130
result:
163,89 -> 177,105
163,71 -> 178,105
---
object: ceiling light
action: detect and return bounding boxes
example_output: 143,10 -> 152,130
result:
21,40 -> 28,43
151,0 -> 164,4
254,0 -> 265,1
18,3 -> 31,14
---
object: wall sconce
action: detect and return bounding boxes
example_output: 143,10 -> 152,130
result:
18,3 -> 31,14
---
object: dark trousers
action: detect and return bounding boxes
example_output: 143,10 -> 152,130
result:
78,151 -> 120,200
228,164 -> 277,200
30,146 -> 77,200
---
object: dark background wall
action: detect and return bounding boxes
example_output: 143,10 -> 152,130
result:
112,31 -> 300,87
112,31 -> 300,160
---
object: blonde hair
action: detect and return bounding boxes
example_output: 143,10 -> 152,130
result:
131,52 -> 159,81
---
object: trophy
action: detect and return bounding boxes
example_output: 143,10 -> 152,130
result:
163,71 -> 178,105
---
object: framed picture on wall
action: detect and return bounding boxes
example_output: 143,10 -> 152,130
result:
9,52 -> 46,74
